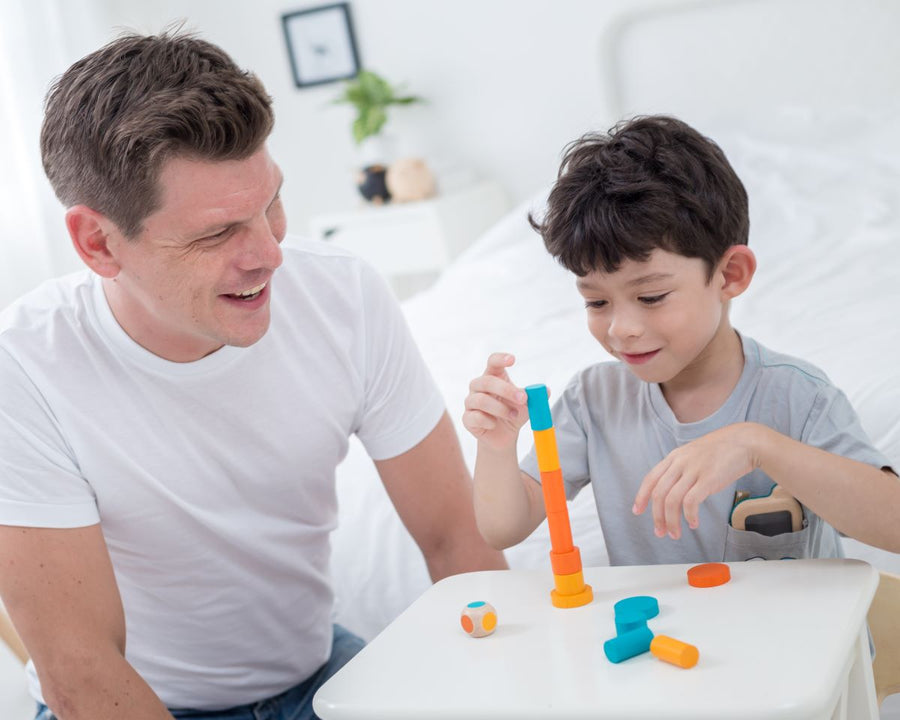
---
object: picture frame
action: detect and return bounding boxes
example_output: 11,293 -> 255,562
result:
281,3 -> 361,88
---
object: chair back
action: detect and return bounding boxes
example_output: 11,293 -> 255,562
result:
869,570 -> 900,705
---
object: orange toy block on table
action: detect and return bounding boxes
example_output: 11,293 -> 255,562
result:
525,384 -> 593,609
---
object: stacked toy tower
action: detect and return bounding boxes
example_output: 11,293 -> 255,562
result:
525,384 -> 593,608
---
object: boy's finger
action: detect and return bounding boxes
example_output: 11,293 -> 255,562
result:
462,409 -> 496,433
484,352 -> 516,377
664,477 -> 694,539
470,374 -> 527,407
633,459 -> 667,515
465,390 -> 520,421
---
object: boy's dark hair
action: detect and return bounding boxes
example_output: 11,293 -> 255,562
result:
530,115 -> 748,279
40,30 -> 274,238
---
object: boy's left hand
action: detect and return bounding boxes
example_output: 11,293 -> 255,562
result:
632,423 -> 761,539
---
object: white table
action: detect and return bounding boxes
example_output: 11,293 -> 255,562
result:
314,559 -> 879,720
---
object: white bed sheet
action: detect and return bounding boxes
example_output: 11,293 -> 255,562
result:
330,106 -> 900,643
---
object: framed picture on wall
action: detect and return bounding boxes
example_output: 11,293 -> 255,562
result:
282,3 -> 361,88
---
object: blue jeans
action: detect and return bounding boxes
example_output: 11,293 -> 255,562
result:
36,624 -> 365,720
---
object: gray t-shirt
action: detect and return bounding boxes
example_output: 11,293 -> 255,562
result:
521,334 -> 892,566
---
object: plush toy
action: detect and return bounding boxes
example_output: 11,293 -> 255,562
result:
386,157 -> 436,202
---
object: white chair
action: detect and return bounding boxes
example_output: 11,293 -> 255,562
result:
869,571 -> 900,707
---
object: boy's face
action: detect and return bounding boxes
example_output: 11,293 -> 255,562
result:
576,249 -> 730,386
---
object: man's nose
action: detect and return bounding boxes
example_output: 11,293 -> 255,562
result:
237,218 -> 283,270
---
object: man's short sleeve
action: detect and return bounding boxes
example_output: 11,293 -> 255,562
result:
352,266 -> 445,461
0,348 -> 99,527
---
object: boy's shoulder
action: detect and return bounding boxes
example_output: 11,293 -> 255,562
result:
742,335 -> 833,390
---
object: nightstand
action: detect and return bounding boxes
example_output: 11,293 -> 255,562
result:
308,180 -> 509,299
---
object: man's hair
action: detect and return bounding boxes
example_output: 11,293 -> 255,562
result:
530,115 -> 749,279
40,30 -> 274,237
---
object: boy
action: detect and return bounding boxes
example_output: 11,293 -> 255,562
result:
463,115 -> 899,565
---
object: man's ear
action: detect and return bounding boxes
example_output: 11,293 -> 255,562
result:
65,205 -> 122,278
717,245 -> 756,300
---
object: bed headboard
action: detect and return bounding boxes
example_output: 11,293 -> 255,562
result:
603,0 -> 900,128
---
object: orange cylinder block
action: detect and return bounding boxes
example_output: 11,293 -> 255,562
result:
546,509 -> 574,553
532,428 -> 561,473
540,469 -> 568,514
651,635 -> 699,669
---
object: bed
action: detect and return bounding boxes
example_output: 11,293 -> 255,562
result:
329,0 -> 900,659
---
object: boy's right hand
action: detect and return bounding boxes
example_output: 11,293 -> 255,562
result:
463,353 -> 530,450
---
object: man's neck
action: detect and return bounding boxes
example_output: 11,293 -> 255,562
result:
660,324 -> 745,424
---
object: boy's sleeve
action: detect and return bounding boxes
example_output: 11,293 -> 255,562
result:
520,376 -> 591,499
800,383 -> 895,473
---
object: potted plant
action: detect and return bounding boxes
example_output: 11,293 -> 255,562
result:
333,70 -> 424,202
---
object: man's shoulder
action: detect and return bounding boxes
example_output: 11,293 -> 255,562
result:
0,271 -> 94,350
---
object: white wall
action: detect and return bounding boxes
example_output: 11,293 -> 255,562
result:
92,0 -> 674,235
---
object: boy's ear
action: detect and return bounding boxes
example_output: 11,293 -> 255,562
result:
717,245 -> 756,299
65,205 -> 122,279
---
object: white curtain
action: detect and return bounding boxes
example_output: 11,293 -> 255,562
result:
0,0 -> 107,311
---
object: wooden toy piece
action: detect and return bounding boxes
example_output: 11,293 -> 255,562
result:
730,485 -> 803,534
613,595 -> 659,621
460,601 -> 497,638
604,625 -> 654,663
687,562 -> 731,588
651,635 -> 700,668
525,383 -> 593,609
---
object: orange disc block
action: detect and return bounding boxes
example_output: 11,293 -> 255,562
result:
687,562 -> 731,588
540,469 -> 567,514
549,547 -> 583,576
651,635 -> 699,668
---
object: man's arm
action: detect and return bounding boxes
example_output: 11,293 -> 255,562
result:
375,412 -> 508,581
0,524 -> 174,720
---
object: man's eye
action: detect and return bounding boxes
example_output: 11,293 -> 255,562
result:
638,293 -> 669,305
200,227 -> 232,244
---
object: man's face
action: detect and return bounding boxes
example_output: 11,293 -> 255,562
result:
576,249 -> 728,386
102,146 -> 286,362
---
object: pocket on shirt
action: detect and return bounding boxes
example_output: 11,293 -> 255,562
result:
722,522 -> 810,561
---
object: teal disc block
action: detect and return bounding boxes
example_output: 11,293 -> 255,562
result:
604,625 -> 654,663
614,609 -> 647,636
614,595 -> 659,621
525,384 -> 553,431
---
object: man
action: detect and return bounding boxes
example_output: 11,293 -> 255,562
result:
0,31 -> 506,719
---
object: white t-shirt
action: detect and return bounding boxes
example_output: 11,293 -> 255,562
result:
0,239 -> 445,710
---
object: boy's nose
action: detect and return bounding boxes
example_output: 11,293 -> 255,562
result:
608,311 -> 643,341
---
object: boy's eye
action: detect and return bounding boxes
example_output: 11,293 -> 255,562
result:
638,293 -> 670,305
584,300 -> 607,309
